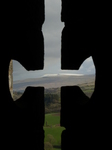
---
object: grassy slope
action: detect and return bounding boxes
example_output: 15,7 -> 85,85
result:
44,113 -> 60,126
43,81 -> 95,149
79,82 -> 95,98
44,113 -> 65,150
13,82 -> 95,149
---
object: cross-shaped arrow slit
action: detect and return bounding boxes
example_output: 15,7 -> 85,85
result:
8,58 -> 95,101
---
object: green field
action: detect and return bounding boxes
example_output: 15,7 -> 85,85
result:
44,113 -> 65,150
13,81 -> 94,149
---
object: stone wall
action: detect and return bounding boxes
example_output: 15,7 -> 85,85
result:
1,0 -> 111,150
8,60 -> 13,97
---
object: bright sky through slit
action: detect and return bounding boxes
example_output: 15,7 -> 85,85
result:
13,0 -> 95,81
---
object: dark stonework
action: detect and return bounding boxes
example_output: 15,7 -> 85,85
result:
2,1 -> 45,150
1,0 -> 111,149
61,0 -> 111,149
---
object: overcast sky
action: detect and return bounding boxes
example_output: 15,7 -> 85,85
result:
13,0 -> 95,81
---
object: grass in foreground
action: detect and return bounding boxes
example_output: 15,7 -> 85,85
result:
44,113 -> 65,150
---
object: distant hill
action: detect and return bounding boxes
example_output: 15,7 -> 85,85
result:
13,76 -> 95,108
13,74 -> 95,92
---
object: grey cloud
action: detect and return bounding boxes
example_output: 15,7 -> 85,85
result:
42,0 -> 63,60
79,57 -> 95,74
13,0 -> 95,81
13,60 -> 44,81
